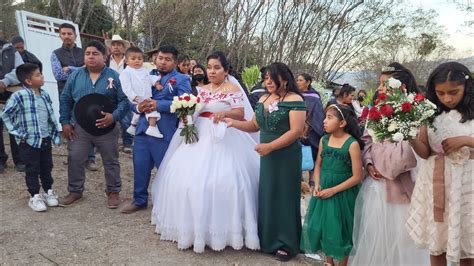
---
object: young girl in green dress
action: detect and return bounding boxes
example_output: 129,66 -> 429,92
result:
301,104 -> 363,266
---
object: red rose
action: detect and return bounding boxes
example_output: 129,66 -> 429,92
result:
401,102 -> 412,112
414,93 -> 424,103
178,97 -> 183,101
379,104 -> 394,117
368,106 -> 382,121
377,93 -> 387,101
184,95 -> 191,101
169,77 -> 177,86
197,97 -> 201,103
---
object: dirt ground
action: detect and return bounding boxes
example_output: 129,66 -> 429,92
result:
0,132 -> 322,265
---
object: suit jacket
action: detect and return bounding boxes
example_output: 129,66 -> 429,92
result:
131,69 -> 192,142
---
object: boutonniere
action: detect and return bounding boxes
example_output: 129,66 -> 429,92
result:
107,77 -> 114,89
268,101 -> 279,113
168,77 -> 177,93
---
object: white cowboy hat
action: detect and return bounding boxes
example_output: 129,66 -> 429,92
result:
105,34 -> 130,49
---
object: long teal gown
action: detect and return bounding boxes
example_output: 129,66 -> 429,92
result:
255,101 -> 306,257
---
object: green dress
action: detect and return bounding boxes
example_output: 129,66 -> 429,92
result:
301,134 -> 360,260
255,101 -> 306,256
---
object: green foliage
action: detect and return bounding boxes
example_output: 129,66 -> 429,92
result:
312,81 -> 330,106
81,2 -> 113,37
241,65 -> 261,91
362,89 -> 376,106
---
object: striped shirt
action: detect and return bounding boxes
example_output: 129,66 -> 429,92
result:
2,86 -> 61,148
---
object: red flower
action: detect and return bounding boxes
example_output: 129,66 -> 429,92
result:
377,93 -> 387,101
169,77 -> 177,86
178,97 -> 183,101
197,97 -> 201,103
368,106 -> 382,121
184,95 -> 191,101
414,93 -> 425,103
379,104 -> 394,117
401,102 -> 412,112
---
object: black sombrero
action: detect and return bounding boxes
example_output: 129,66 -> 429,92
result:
74,93 -> 116,136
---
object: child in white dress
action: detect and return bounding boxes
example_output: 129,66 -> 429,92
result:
407,62 -> 474,265
120,47 -> 162,138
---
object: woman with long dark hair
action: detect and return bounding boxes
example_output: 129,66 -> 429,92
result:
190,64 -> 209,95
151,51 -> 260,253
296,73 -> 324,179
349,62 -> 428,265
226,62 -> 306,261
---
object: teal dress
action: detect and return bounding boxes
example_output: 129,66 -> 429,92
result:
255,101 -> 306,256
301,134 -> 359,260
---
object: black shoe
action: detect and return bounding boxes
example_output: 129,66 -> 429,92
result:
0,164 -> 6,173
15,164 -> 26,172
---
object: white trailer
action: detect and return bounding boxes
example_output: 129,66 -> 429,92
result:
15,10 -> 82,123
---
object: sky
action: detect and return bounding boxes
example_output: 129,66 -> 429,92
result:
407,0 -> 473,58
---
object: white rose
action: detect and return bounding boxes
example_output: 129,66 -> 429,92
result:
173,96 -> 179,101
170,105 -> 176,113
182,100 -> 190,108
407,94 -> 414,103
387,78 -> 402,89
195,103 -> 202,111
174,101 -> 182,109
392,132 -> 405,142
388,122 -> 398,132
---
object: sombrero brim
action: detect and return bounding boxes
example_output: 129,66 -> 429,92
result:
105,39 -> 131,49
74,93 -> 116,136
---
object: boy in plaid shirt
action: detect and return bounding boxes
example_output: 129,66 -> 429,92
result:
2,63 -> 61,212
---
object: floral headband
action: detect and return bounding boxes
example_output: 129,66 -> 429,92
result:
328,104 -> 345,120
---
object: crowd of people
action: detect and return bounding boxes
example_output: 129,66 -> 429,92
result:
0,23 -> 473,266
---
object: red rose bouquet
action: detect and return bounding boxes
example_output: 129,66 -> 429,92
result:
170,93 -> 202,144
366,77 -> 437,142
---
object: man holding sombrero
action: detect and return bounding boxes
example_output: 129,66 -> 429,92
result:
59,40 -> 128,208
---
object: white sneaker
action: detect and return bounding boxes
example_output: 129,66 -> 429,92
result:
126,125 -> 136,135
42,189 -> 59,207
145,126 -> 163,138
29,194 -> 47,212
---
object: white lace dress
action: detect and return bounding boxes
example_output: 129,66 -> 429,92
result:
406,110 -> 474,262
150,89 -> 260,253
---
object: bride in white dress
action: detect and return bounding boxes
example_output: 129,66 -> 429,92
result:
150,52 -> 260,253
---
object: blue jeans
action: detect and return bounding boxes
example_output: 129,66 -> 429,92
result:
120,111 -> 133,147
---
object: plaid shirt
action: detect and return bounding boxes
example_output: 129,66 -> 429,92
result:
1,86 -> 61,148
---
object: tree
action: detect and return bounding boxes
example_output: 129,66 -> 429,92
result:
353,7 -> 453,87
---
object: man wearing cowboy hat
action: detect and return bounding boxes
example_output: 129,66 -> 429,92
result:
105,34 -> 133,153
105,34 -> 130,74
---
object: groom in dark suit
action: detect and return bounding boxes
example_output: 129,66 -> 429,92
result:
121,45 -> 192,213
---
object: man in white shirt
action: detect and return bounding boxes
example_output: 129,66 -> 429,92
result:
105,35 -> 133,153
105,35 -> 129,74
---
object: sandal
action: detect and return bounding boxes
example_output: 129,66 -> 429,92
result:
275,249 -> 293,262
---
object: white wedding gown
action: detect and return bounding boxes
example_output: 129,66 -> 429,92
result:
150,88 -> 260,253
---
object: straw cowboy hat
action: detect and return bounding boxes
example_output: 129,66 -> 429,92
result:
105,34 -> 130,49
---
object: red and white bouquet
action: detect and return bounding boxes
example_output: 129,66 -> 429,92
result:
366,77 -> 437,142
170,93 -> 202,144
